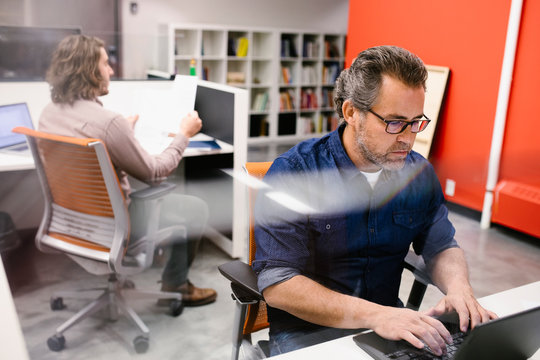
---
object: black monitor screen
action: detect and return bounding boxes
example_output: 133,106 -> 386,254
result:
194,85 -> 235,144
0,26 -> 81,80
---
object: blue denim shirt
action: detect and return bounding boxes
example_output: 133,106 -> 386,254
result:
252,124 -> 457,335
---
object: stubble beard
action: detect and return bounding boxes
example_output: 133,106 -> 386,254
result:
355,130 -> 409,171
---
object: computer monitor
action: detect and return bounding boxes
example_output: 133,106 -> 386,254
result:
194,80 -> 248,146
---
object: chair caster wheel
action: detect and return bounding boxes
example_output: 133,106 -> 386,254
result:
47,334 -> 65,351
50,297 -> 65,311
122,279 -> 136,289
133,335 -> 149,353
169,299 -> 184,317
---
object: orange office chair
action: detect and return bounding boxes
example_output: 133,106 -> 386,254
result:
13,127 -> 185,354
219,161 -> 433,360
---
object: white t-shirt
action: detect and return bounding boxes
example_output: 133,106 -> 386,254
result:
361,169 -> 382,189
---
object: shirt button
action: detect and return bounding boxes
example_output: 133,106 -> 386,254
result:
326,224 -> 331,230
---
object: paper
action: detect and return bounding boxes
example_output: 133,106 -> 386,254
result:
133,75 -> 197,136
101,75 -> 198,155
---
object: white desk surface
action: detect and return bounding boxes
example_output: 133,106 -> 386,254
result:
270,281 -> 540,359
0,153 -> 34,172
0,133 -> 232,172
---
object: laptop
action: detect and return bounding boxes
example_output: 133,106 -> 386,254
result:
353,306 -> 540,360
0,103 -> 34,155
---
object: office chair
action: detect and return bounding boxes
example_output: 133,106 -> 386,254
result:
13,127 -> 185,354
219,161 -> 433,360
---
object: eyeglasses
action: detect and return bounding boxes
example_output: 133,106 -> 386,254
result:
368,109 -> 431,134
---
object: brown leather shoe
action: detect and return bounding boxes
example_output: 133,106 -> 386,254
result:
159,280 -> 217,307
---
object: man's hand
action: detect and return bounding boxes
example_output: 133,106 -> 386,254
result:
179,110 -> 202,138
423,286 -> 498,332
126,114 -> 139,130
370,306 -> 453,356
426,248 -> 498,332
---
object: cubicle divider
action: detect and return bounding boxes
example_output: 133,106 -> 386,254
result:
0,79 -> 249,259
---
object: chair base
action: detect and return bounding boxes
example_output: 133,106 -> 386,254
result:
47,274 -> 182,353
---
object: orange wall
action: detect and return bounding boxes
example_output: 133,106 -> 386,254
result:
346,0 -> 539,212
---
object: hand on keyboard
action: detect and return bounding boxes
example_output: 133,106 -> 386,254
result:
370,306 -> 454,357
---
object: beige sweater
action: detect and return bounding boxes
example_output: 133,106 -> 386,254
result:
39,99 -> 189,198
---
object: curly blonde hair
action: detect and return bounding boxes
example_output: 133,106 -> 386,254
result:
46,35 -> 105,104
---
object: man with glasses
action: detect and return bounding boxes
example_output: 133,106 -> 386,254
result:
252,45 -> 496,356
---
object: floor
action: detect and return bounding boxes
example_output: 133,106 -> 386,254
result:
3,144 -> 540,360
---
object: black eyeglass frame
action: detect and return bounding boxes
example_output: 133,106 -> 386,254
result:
368,109 -> 431,134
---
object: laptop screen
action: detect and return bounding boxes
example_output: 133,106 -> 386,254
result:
0,103 -> 34,148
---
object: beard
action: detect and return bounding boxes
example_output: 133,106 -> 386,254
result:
355,127 -> 411,171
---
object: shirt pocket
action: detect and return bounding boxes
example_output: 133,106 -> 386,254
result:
392,210 -> 425,230
309,215 -> 348,257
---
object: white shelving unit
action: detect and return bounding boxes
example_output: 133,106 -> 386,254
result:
157,24 -> 346,146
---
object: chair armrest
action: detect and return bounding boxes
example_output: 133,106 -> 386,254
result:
129,182 -> 176,200
218,260 -> 263,302
403,250 -> 432,286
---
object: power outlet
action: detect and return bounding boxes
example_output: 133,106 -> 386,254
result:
445,179 -> 456,197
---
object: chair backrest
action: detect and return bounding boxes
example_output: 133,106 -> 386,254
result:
12,126 -> 131,274
243,161 -> 273,334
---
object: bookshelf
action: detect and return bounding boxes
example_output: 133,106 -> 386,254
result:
157,24 -> 345,145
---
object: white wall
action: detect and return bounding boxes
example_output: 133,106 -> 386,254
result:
120,0 -> 349,78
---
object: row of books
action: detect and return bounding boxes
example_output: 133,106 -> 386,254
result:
281,66 -> 293,85
279,89 -> 296,111
281,38 -> 342,59
303,40 -> 320,58
252,92 -> 269,112
278,88 -> 336,110
227,37 -> 249,57
298,116 -> 322,135
297,113 -> 339,135
283,64 -> 341,85
324,40 -> 341,58
250,116 -> 269,137
201,66 -> 210,81
301,65 -> 318,84
281,38 -> 298,58
322,63 -> 341,84
300,88 -> 318,110
321,88 -> 335,108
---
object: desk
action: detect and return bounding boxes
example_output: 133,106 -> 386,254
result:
0,153 -> 34,172
0,155 -> 42,231
270,281 -> 540,359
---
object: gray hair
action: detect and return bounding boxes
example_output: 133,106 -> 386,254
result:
334,45 -> 427,121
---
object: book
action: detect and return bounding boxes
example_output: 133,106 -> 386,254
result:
228,38 -> 236,56
236,37 -> 249,57
188,139 -> 221,150
281,66 -> 291,84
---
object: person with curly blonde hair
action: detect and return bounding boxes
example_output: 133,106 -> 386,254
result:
40,35 -> 217,307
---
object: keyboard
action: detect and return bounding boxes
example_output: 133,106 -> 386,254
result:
385,331 -> 467,360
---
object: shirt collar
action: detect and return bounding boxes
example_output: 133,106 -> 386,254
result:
328,123 -> 363,182
327,123 -> 407,185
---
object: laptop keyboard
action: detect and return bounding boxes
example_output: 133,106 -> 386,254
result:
10,144 -> 28,151
385,331 -> 467,360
